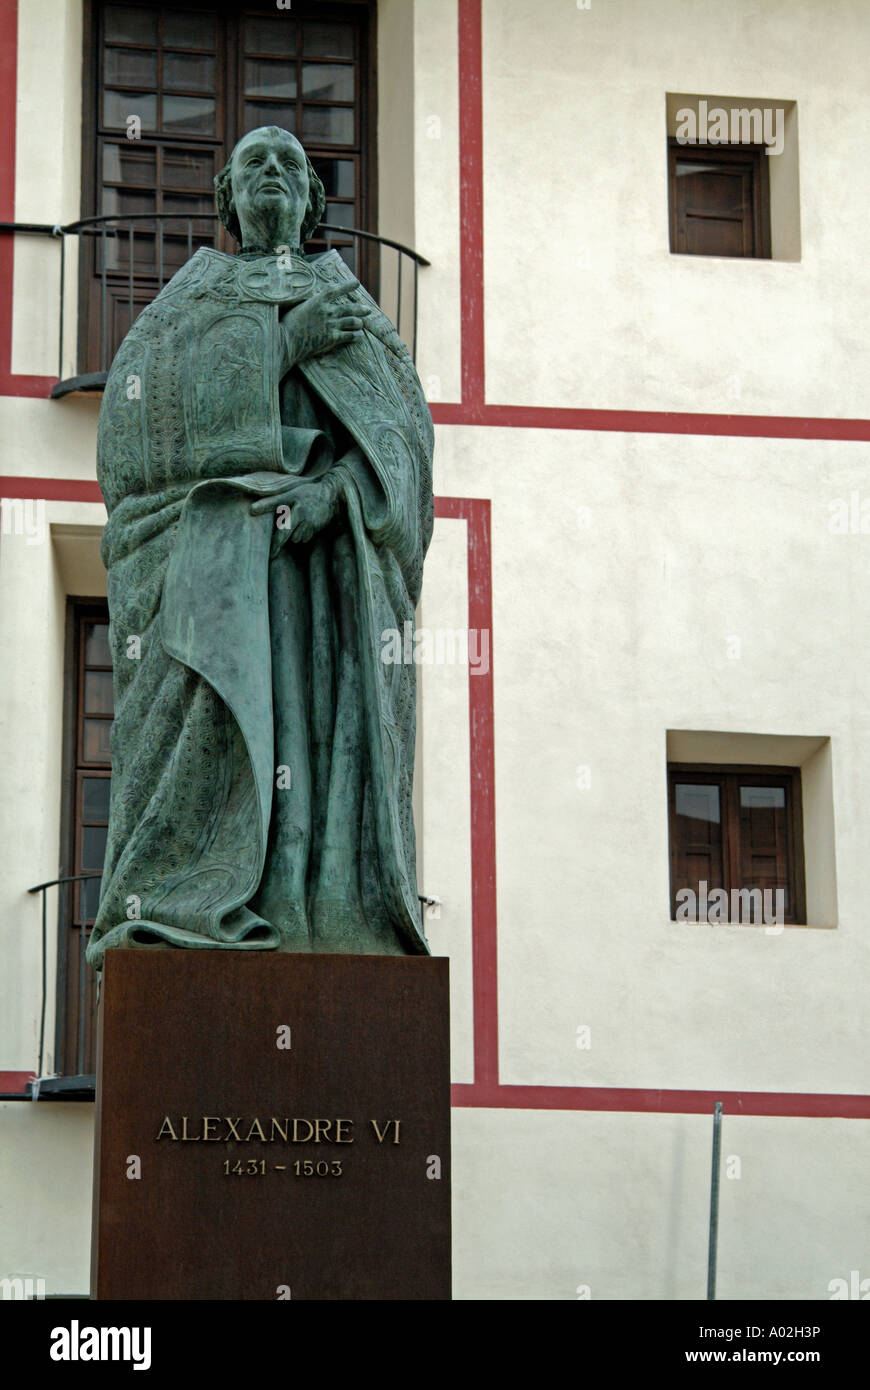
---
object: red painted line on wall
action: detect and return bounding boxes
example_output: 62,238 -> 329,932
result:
431,401 -> 870,442
450,1083 -> 870,1119
0,0 -> 56,398
0,370 -> 57,397
0,476 -> 103,503
434,496 -> 498,1087
0,1071 -> 34,1093
457,0 -> 485,420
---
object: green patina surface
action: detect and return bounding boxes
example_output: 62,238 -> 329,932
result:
87,129 -> 433,966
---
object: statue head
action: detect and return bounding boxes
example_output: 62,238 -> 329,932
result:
214,127 -> 326,250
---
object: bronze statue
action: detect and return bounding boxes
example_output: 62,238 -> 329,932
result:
87,127 -> 433,966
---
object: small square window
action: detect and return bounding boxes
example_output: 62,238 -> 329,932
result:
668,141 -> 771,258
665,93 -> 801,261
668,764 -> 805,924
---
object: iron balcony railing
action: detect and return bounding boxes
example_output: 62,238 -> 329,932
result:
0,214 -> 429,397
22,876 -> 439,1100
25,872 -> 102,1097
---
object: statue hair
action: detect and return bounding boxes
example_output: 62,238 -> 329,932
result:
214,128 -> 326,245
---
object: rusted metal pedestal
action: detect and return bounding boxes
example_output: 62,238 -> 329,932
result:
91,951 -> 450,1300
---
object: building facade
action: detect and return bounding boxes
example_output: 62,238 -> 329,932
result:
1,0 -> 868,1300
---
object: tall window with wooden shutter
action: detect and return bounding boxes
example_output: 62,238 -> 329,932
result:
57,603 -> 112,1076
82,0 -> 375,370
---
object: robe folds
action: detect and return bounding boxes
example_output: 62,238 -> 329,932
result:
86,246 -> 434,966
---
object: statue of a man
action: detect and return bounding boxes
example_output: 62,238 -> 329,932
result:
87,126 -> 433,967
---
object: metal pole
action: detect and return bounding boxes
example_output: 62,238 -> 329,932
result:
76,880 -> 90,1077
706,1100 -> 723,1299
100,226 -> 108,373
413,257 -> 419,365
38,887 -> 47,1078
128,219 -> 134,329
57,234 -> 65,380
77,920 -> 87,1077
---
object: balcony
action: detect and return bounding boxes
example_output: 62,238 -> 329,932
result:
0,214 -> 429,397
18,876 -> 439,1102
17,874 -> 102,1100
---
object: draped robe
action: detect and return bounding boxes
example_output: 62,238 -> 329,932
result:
86,247 -> 433,966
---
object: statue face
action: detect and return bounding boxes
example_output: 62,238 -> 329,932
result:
230,128 -> 309,243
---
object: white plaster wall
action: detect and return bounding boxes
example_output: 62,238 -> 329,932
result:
0,501 -> 106,1073
378,0 -> 417,250
12,0 -> 83,377
3,1103 -> 866,1301
419,515 -> 474,1083
802,740 -> 838,929
0,396 -> 101,479
481,0 -> 870,416
52,522 -> 108,597
452,1110 -> 870,1300
0,508 -> 66,1070
0,1103 -> 93,1296
377,0 -> 415,345
413,0 -> 462,405
434,423 -> 870,1095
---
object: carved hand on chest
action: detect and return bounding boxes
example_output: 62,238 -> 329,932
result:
279,281 -> 373,375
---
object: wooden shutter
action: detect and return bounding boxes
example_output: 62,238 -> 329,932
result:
668,765 -> 805,924
668,142 -> 771,258
57,603 -> 113,1076
669,775 -> 726,917
736,777 -> 794,921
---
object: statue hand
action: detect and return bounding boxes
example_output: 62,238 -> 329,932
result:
280,283 -> 373,369
250,478 -> 340,542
